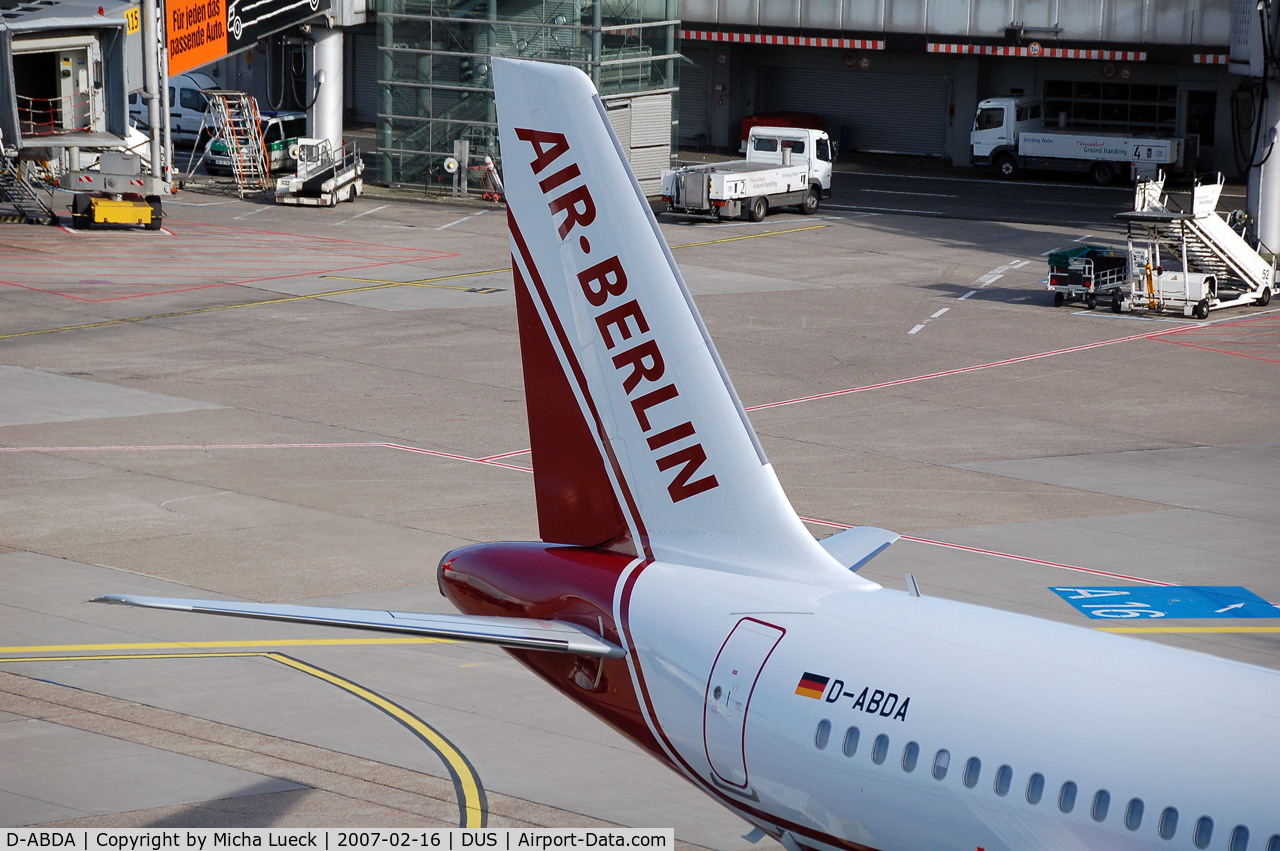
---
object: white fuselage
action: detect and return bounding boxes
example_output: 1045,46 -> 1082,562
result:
620,561 -> 1280,851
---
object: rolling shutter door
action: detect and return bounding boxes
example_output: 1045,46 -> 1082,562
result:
606,93 -> 671,197
352,34 -> 378,124
679,45 -> 710,145
763,68 -> 947,157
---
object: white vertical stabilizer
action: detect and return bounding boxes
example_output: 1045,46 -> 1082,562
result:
494,58 -> 870,585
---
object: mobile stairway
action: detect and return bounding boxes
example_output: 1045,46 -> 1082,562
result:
0,153 -> 57,225
1114,175 -> 1275,318
186,91 -> 269,197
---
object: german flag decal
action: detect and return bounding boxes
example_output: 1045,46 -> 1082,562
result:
795,672 -> 830,699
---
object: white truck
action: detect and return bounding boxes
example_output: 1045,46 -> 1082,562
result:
661,126 -> 834,220
971,97 -> 1186,185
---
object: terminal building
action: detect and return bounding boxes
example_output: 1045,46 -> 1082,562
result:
676,0 -> 1235,175
5,0 -> 1242,188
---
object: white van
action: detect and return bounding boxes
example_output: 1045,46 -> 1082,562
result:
128,71 -> 217,145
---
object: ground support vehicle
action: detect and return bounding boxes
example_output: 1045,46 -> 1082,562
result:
274,138 -> 364,207
65,151 -> 168,230
661,126 -> 833,221
1112,176 -> 1275,318
1046,245 -> 1128,309
972,97 -> 1188,184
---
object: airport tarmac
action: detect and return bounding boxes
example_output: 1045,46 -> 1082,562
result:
1,185 -> 1278,843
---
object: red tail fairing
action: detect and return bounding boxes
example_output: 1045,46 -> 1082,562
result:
437,542 -> 663,758
512,251 -> 630,548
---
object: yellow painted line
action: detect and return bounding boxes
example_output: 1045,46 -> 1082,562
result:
1098,626 -> 1280,634
2,225 -> 824,342
322,269 -> 509,291
669,223 -> 828,249
0,649 -> 487,827
0,652 -> 262,662
0,637 -> 452,654
0,272 -> 500,342
271,653 -> 487,827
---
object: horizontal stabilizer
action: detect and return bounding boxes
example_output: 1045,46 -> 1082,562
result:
818,526 -> 900,572
92,594 -> 626,658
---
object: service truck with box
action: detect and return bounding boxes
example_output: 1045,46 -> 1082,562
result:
661,126 -> 834,221
971,96 -> 1187,184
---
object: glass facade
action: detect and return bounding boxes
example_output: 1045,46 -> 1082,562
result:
375,0 -> 680,189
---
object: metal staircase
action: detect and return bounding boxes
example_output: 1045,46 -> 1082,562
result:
0,154 -> 57,225
1136,176 -> 1275,298
204,91 -> 269,197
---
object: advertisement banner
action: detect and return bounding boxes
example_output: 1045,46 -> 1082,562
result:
166,0 -> 228,76
167,0 -> 330,77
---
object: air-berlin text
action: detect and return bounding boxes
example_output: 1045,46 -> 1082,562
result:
516,126 -> 719,503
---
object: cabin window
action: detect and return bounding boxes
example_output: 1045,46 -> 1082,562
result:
816,138 -> 832,162
1091,790 -> 1111,822
1230,826 -> 1250,851
901,741 -> 919,773
754,137 -> 778,152
962,757 -> 981,788
1030,104 -> 1042,120
1265,834 -> 1280,851
1025,773 -> 1044,805
1016,105 -> 1031,121
1125,799 -> 1144,831
1058,781 -> 1077,813
975,107 -> 1005,131
842,726 -> 860,757
871,734 -> 889,765
780,139 -> 805,154
994,765 -> 1012,797
1159,808 -> 1179,840
1194,817 -> 1214,849
814,719 -> 831,750
931,749 -> 950,780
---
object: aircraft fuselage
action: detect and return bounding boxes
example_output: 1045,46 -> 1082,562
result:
440,542 -> 1280,851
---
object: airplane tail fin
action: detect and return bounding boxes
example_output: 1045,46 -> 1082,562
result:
496,59 -> 871,584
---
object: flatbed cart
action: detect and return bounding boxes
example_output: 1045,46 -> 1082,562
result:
1046,245 -> 1128,309
274,139 -> 364,207
1109,176 -> 1276,318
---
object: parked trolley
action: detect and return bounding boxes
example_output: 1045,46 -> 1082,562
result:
1046,245 -> 1128,309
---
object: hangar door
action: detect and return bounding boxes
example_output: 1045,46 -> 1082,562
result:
762,68 -> 948,157
679,45 -> 711,147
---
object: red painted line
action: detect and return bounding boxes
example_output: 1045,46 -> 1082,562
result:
476,448 -> 532,461
0,255 -> 454,303
1158,338 -> 1280,365
800,516 -> 1171,586
161,219 -> 463,256
381,443 -> 532,472
0,442 -> 384,452
0,441 -> 534,473
746,324 -> 1187,411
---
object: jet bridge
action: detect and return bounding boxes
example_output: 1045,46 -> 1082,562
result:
1113,176 -> 1276,318
0,0 -> 142,153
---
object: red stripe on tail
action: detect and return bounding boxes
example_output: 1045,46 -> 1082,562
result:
513,259 -> 631,547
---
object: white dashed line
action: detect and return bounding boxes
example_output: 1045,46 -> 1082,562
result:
908,324 -> 926,335
959,290 -> 977,300
438,210 -> 490,230
931,307 -> 950,318
1040,247 -> 1061,256
1072,233 -> 1094,242
233,207 -> 269,220
335,203 -> 390,226
860,189 -> 958,198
